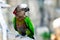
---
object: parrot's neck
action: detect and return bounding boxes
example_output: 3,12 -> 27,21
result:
16,15 -> 26,20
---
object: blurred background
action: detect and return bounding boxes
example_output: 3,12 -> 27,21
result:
0,0 -> 60,40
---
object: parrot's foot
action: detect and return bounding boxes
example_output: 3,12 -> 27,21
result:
15,34 -> 27,38
15,34 -> 23,38
15,34 -> 20,38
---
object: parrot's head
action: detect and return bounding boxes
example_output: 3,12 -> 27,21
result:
13,4 -> 30,17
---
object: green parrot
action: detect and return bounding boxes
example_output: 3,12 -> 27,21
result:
13,16 -> 34,39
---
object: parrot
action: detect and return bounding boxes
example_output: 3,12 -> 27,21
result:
12,16 -> 34,39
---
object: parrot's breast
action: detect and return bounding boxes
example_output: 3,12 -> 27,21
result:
16,18 -> 27,35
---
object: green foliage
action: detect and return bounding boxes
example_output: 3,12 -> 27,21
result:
41,32 -> 51,39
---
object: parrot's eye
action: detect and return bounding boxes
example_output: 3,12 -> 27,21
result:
25,8 -> 30,12
23,8 -> 30,12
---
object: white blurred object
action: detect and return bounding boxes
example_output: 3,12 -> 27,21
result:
0,0 -> 11,40
0,7 -> 7,40
0,4 -> 11,8
0,0 -> 5,3
0,0 -> 11,8
53,18 -> 60,28
19,4 -> 28,8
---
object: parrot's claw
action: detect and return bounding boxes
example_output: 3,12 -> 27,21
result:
15,34 -> 24,38
15,34 -> 20,38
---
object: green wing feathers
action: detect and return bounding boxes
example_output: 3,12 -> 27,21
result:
12,17 -> 17,31
24,16 -> 34,38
